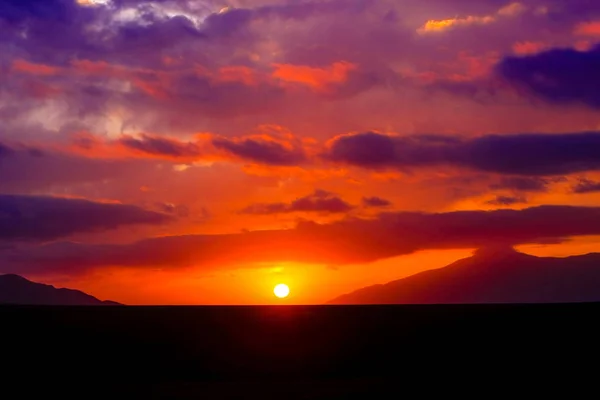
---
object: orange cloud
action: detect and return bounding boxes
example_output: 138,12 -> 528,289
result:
574,21 -> 600,37
12,59 -> 61,76
67,132 -> 215,162
418,16 -> 495,34
512,41 -> 547,56
13,56 -> 364,107
574,40 -> 594,51
405,51 -> 500,83
64,130 -> 313,168
272,62 -> 357,92
216,66 -> 260,86
71,59 -> 172,99
453,51 -> 500,80
23,81 -> 63,99
70,59 -> 168,83
496,2 -> 527,17
76,0 -> 108,5
418,2 -> 525,34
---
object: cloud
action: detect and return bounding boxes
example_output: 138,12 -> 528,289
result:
0,141 -> 153,193
199,0 -> 367,39
574,21 -> 600,37
65,130 -> 312,167
8,127 -> 600,186
4,205 -> 600,275
272,62 -> 358,93
361,197 -> 392,208
0,194 -> 172,242
5,0 -> 564,143
156,202 -> 192,218
324,131 -> 600,176
118,134 -> 203,158
497,44 -> 600,108
325,132 -> 398,167
0,0 -> 74,23
489,177 -> 550,192
572,179 -> 600,194
512,41 -> 548,56
0,1 -> 289,135
240,189 -> 354,215
417,2 -> 526,34
12,59 -> 61,76
485,195 -> 527,206
211,135 -> 307,166
0,143 -> 14,157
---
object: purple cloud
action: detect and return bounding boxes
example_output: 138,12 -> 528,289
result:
497,45 -> 600,108
0,142 -> 13,157
486,195 -> 527,206
240,190 -> 354,215
200,0 -> 368,40
325,132 -> 600,176
0,194 -> 172,242
362,197 -> 392,208
4,204 -> 600,275
572,179 -> 600,194
119,135 -> 202,158
0,142 -> 153,193
0,0 -> 74,24
489,177 -> 550,192
212,136 -> 306,166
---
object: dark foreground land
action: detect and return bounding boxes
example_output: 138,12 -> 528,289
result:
1,304 -> 598,397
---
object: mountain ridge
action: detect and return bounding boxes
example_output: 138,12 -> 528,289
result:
0,274 -> 121,305
329,248 -> 600,304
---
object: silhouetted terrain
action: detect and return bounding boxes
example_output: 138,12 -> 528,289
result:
0,274 -> 120,305
329,247 -> 600,304
1,304 -> 597,397
2,254 -> 599,397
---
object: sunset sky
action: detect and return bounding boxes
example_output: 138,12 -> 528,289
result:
2,0 -> 600,304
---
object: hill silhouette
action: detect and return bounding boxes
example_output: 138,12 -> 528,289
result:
0,274 -> 120,305
329,246 -> 600,304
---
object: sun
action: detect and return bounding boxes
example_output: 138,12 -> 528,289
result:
273,283 -> 290,299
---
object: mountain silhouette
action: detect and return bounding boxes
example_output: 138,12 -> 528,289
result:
0,274 -> 121,305
329,246 -> 600,304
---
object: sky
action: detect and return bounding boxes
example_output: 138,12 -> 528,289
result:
2,0 -> 600,304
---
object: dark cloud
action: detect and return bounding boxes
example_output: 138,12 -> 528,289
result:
572,179 -> 600,194
240,190 -> 354,215
325,131 -> 600,176
490,177 -> 550,192
325,132 -> 397,167
0,194 -> 172,242
212,136 -> 306,166
362,196 -> 392,208
0,0 -> 204,68
3,0 -> 551,140
156,202 -> 190,218
119,135 -> 202,158
1,0 -> 99,66
485,195 -> 527,206
0,142 -> 153,193
0,142 -> 14,157
0,0 -> 271,131
0,0 -> 74,24
0,0 -> 410,139
200,0 -> 368,39
497,45 -> 600,108
3,205 -> 600,275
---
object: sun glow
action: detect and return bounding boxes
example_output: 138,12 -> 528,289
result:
273,284 -> 290,299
